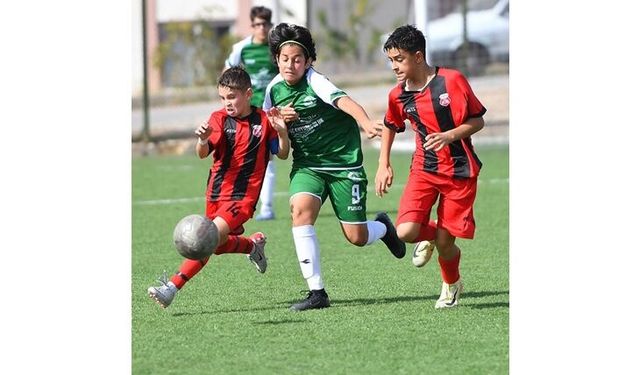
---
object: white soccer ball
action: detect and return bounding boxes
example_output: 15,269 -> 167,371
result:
173,214 -> 219,260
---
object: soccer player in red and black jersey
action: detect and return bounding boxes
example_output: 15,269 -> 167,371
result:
375,25 -> 486,309
148,67 -> 290,308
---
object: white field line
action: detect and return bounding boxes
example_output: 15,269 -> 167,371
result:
134,177 -> 508,206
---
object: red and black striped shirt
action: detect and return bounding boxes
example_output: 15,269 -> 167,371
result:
204,107 -> 278,204
384,67 -> 486,179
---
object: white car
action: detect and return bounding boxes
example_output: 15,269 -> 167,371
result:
426,0 -> 509,74
382,0 -> 509,75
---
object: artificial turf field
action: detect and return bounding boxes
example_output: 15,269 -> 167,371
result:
132,144 -> 509,374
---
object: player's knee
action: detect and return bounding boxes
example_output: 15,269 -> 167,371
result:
435,234 -> 456,256
396,225 -> 417,243
435,241 -> 452,255
290,205 -> 312,224
345,232 -> 367,247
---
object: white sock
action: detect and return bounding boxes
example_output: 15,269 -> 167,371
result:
292,225 -> 323,290
366,220 -> 387,245
259,160 -> 276,215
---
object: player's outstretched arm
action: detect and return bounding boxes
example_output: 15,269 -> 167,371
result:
335,96 -> 382,139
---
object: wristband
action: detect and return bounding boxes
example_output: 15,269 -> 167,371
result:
198,138 -> 208,146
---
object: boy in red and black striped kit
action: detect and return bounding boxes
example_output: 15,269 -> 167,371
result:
375,25 -> 486,309
148,67 -> 290,308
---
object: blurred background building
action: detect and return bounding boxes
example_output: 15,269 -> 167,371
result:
132,0 -> 508,151
132,0 -> 508,94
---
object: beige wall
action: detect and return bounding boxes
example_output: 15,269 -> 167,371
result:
145,0 -> 161,93
235,0 -> 253,37
132,0 -> 307,94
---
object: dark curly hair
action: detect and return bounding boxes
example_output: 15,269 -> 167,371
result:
268,23 -> 317,64
250,6 -> 271,23
217,66 -> 251,91
383,24 -> 426,56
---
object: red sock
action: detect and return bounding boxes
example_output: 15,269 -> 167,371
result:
438,250 -> 461,284
416,220 -> 437,242
213,235 -> 253,255
170,257 -> 210,289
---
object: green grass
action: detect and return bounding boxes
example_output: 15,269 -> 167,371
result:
132,144 -> 509,374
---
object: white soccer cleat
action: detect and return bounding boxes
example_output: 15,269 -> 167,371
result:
412,240 -> 435,267
147,272 -> 178,308
435,279 -> 463,309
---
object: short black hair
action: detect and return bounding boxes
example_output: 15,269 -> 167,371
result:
268,23 -> 317,64
383,24 -> 426,56
218,66 -> 252,91
250,6 -> 272,23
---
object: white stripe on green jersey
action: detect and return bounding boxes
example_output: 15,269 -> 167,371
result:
225,36 -> 278,108
263,68 -> 363,169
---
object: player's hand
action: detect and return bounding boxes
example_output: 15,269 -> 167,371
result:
195,121 -> 213,140
375,164 -> 394,197
423,131 -> 454,151
361,119 -> 383,139
267,107 -> 288,134
279,103 -> 299,124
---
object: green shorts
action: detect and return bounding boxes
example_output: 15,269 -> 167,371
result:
289,166 -> 368,223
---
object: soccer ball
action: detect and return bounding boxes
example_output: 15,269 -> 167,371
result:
173,214 -> 219,260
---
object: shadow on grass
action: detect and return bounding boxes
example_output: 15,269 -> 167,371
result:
252,319 -> 308,325
169,290 -> 509,316
171,304 -> 288,316
298,289 -> 509,309
171,310 -> 218,317
328,295 -> 429,307
468,302 -> 509,309
460,290 -> 509,299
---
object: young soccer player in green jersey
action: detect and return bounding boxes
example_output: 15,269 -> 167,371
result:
263,23 -> 406,311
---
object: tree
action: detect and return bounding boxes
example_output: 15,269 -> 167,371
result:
153,20 -> 236,87
315,0 -> 389,70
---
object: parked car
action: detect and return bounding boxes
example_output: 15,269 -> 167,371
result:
383,0 -> 509,75
428,0 -> 508,74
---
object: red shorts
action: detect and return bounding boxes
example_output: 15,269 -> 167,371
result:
397,171 -> 478,239
205,200 -> 255,235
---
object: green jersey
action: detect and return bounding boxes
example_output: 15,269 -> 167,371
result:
225,36 -> 278,107
263,68 -> 363,169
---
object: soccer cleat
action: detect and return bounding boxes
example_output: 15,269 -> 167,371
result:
435,279 -> 463,309
147,272 -> 178,308
375,212 -> 406,258
412,240 -> 435,267
255,212 -> 275,221
247,232 -> 268,273
290,289 -> 331,311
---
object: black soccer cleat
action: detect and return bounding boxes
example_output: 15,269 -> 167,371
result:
290,289 -> 331,311
375,212 -> 406,259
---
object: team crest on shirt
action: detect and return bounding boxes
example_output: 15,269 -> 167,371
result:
439,93 -> 451,107
299,95 -> 317,108
251,124 -> 262,137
